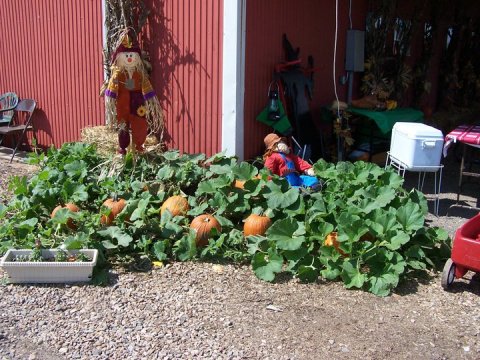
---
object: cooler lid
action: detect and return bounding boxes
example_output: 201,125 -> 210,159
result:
393,122 -> 443,138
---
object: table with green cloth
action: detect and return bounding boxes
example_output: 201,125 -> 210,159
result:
346,107 -> 424,161
347,107 -> 424,134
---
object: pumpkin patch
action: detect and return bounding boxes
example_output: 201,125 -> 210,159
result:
0,143 -> 451,296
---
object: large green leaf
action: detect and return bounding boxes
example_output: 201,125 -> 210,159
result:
365,249 -> 406,296
266,218 -> 305,251
97,226 -> 133,248
296,255 -> 322,282
64,160 -> 88,179
308,221 -> 334,242
196,176 -> 232,195
368,272 -> 400,297
208,192 -> 228,215
367,210 -> 400,236
383,230 -> 410,250
319,247 -> 343,280
130,197 -> 150,221
366,248 -> 406,276
283,196 -> 306,218
15,218 -> 38,240
161,221 -> 184,239
336,212 -> 367,243
252,249 -> 283,282
173,231 -> 197,261
225,191 -> 250,214
246,235 -> 268,255
284,247 -> 309,271
63,232 -> 90,249
263,182 -> 299,209
308,196 -> 327,214
153,240 -> 169,261
379,170 -> 404,189
156,165 -> 175,181
341,259 -> 366,289
232,162 -> 257,180
207,157 -> 237,176
9,175 -> 28,196
162,150 -> 181,161
407,189 -> 429,215
396,203 -> 424,232
350,185 -> 396,213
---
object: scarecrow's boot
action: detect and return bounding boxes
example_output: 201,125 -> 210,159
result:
118,129 -> 130,155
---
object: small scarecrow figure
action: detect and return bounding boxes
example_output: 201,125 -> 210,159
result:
104,29 -> 163,154
263,133 -> 320,189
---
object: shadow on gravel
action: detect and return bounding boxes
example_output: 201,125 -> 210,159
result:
393,272 -> 436,296
442,273 -> 480,295
444,203 -> 480,218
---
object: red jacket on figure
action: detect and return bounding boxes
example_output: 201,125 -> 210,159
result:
264,152 -> 312,177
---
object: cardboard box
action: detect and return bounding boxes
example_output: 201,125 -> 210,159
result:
390,122 -> 444,172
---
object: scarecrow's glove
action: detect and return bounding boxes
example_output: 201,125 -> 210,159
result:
305,168 -> 315,176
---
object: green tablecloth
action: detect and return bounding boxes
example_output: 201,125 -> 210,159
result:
347,107 -> 424,134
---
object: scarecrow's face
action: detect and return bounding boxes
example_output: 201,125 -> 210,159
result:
275,141 -> 290,154
116,52 -> 141,69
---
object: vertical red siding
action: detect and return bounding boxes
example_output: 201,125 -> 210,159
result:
244,0 -> 367,159
144,0 -> 223,156
0,0 -> 104,149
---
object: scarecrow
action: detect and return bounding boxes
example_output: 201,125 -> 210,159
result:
263,133 -> 320,189
104,29 -> 163,154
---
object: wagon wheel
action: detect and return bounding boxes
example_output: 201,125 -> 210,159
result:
441,258 -> 456,290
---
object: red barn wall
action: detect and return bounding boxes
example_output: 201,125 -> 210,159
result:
143,0 -> 223,156
244,0 -> 367,160
0,0 -> 105,149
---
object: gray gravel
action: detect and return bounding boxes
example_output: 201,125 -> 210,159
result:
1,155 -> 480,360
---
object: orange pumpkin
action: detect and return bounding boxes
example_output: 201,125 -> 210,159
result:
160,195 -> 189,217
324,232 -> 346,256
243,214 -> 272,237
101,197 -> 127,225
234,179 -> 246,189
51,203 -> 80,230
190,214 -> 222,247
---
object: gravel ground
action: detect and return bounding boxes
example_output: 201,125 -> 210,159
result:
1,155 -> 480,360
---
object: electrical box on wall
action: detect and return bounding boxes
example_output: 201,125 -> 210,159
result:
345,30 -> 365,72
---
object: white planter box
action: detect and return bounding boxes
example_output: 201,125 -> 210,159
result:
390,122 -> 444,172
0,249 -> 98,284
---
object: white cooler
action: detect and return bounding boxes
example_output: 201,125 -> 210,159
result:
389,122 -> 444,172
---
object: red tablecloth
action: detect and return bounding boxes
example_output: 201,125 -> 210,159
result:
443,124 -> 480,156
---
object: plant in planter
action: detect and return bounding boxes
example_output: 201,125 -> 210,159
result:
0,248 -> 98,284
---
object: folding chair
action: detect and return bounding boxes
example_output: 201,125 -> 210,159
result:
0,92 -> 19,126
0,99 -> 37,163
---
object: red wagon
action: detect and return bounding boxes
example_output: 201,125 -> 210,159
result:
442,213 -> 480,289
